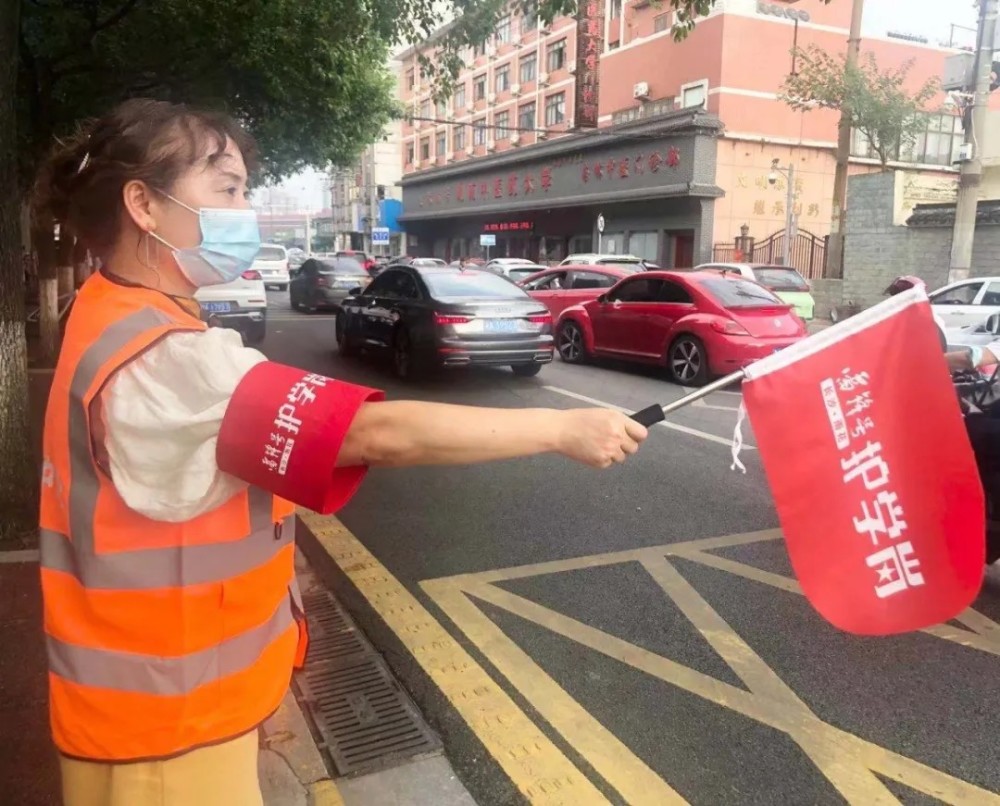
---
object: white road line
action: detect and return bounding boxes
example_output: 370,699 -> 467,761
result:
543,385 -> 756,450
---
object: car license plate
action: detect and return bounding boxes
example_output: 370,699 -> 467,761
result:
486,319 -> 519,333
201,302 -> 231,313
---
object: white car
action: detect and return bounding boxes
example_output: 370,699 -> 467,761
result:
558,253 -> 647,269
253,243 -> 291,290
929,276 -> 1000,329
485,258 -> 547,282
194,269 -> 268,345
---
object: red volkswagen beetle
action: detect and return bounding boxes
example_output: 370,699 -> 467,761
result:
555,270 -> 807,385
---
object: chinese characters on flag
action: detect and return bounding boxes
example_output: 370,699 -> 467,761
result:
741,289 -> 984,635
574,0 -> 604,128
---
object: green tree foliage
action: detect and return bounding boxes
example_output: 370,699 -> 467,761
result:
781,45 -> 941,169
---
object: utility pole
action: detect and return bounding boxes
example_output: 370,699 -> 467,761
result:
368,143 -> 378,255
783,162 -> 796,266
949,0 -> 999,284
826,0 -> 865,279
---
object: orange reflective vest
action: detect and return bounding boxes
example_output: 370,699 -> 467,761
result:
39,272 -> 305,762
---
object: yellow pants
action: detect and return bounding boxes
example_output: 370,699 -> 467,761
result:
60,730 -> 264,806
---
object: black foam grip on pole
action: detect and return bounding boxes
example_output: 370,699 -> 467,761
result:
630,404 -> 666,427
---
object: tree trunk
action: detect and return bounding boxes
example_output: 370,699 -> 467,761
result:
0,0 -> 38,542
58,262 -> 74,296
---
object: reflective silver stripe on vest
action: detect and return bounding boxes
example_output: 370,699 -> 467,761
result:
40,307 -> 292,590
47,598 -> 296,696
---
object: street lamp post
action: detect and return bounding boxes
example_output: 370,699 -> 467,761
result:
770,159 -> 798,266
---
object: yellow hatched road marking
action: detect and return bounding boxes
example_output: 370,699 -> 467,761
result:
298,510 -> 625,805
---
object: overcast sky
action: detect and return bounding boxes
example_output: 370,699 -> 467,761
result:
262,0 -> 982,212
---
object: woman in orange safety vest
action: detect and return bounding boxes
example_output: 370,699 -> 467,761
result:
34,98 -> 647,806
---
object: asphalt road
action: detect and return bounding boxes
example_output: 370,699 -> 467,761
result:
261,290 -> 1000,806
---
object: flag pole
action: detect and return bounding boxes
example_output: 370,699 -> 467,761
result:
630,370 -> 747,426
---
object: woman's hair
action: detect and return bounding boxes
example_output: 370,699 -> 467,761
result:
33,98 -> 259,256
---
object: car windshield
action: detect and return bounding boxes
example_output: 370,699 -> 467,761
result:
422,270 -> 529,298
508,268 -> 541,281
319,258 -> 366,275
752,267 -> 809,291
598,263 -> 644,274
257,246 -> 286,261
699,277 -> 785,308
414,258 -> 447,267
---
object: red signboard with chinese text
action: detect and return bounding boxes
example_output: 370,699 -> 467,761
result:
575,0 -> 604,129
742,290 -> 984,635
483,221 -> 534,233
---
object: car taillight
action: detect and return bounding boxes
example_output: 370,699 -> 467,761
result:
435,313 -> 473,326
527,313 -> 551,324
241,270 -> 261,281
317,277 -> 330,287
711,319 -> 749,336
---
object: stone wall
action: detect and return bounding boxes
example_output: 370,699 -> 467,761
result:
842,172 -> 1000,311
809,278 -> 844,320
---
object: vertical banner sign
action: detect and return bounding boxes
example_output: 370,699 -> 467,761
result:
575,0 -> 604,129
741,289 -> 985,635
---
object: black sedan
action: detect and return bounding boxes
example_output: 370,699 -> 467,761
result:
290,257 -> 371,312
336,266 -> 554,379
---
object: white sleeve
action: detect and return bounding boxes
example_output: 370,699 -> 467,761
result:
101,327 -> 268,522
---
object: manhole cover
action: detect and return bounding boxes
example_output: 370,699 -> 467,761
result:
297,587 -> 441,777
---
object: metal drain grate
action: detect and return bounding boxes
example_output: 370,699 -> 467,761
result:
296,587 -> 441,777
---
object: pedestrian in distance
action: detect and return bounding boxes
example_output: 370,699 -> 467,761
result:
32,98 -> 648,806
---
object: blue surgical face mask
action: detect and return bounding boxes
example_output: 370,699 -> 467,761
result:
150,194 -> 261,286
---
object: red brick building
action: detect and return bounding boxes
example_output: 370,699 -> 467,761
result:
397,0 -> 966,267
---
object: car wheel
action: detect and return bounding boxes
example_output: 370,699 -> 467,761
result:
511,363 -> 542,378
557,321 -> 587,364
668,335 -> 709,386
392,328 -> 420,380
335,314 -> 356,357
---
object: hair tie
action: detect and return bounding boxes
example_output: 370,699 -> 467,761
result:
76,152 -> 91,174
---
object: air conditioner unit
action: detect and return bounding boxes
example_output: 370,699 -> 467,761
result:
539,72 -> 550,86
488,92 -> 497,104
633,81 -> 651,100
538,131 -> 548,141
540,26 -> 551,36
486,44 -> 496,57
487,144 -> 496,153
568,64 -> 577,75
412,159 -> 420,168
466,144 -> 475,155
510,134 -> 521,145
511,83 -> 521,97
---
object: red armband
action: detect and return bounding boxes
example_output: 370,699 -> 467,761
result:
217,362 -> 384,513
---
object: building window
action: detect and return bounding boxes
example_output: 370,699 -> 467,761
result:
496,111 -> 510,140
545,93 -> 565,126
406,143 -> 414,164
520,54 -> 537,83
495,64 -> 510,94
436,131 -> 447,157
610,0 -> 623,16
453,126 -> 466,151
519,102 -> 536,131
496,15 -> 511,44
850,113 -> 963,167
435,99 -> 447,118
406,69 -> 415,90
420,138 -> 430,161
474,75 -> 487,101
420,99 -> 431,120
654,12 -> 672,33
547,39 -> 566,72
473,119 -> 487,146
454,83 -> 467,109
473,41 -> 486,59
682,82 -> 707,109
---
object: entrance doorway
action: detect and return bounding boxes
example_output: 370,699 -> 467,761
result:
668,231 -> 695,268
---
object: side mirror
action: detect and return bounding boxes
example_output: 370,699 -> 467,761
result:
988,313 -> 1000,335
348,287 -> 363,296
597,293 -> 608,304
